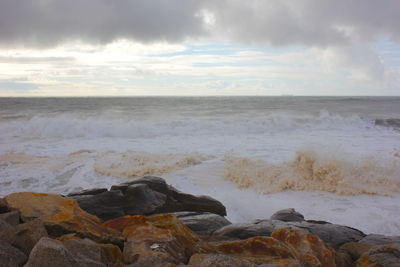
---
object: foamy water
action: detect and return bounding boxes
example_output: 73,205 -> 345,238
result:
0,97 -> 399,235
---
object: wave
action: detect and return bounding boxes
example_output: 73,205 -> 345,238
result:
0,111 -> 379,140
224,150 -> 400,196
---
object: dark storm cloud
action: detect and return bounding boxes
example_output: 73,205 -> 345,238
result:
0,0 -> 399,48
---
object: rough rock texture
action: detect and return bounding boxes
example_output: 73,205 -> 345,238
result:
103,214 -> 200,264
270,209 -> 304,222
0,240 -> 27,267
24,237 -> 81,267
3,192 -> 124,245
357,243 -> 400,266
67,188 -> 108,197
25,237 -> 123,267
201,236 -> 300,265
0,219 -> 11,232
214,219 -> 365,248
0,219 -> 48,255
173,211 -> 231,235
0,210 -> 20,226
359,234 -> 400,246
70,176 -> 227,221
271,228 -> 337,267
189,253 -> 257,267
337,242 -> 373,263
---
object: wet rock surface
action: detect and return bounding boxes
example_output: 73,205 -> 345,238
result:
69,176 -> 227,221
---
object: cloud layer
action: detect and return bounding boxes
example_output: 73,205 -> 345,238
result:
0,0 -> 399,48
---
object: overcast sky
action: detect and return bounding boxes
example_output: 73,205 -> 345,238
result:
0,0 -> 399,96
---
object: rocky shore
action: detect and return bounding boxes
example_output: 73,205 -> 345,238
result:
0,176 -> 399,267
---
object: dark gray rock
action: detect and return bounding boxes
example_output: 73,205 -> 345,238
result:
0,198 -> 8,213
270,208 -> 304,222
173,211 -> 231,235
0,240 -> 27,267
0,210 -> 20,226
0,219 -> 48,255
359,234 -> 400,246
70,176 -> 227,221
66,188 -> 108,197
214,219 -> 365,248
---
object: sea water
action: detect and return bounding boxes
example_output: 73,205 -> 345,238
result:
0,96 -> 399,235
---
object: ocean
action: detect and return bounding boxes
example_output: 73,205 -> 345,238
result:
0,96 -> 399,235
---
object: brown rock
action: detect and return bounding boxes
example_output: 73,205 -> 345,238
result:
189,253 -> 257,266
0,219 -> 48,255
0,210 -> 20,226
357,243 -> 400,266
25,237 -> 124,267
0,198 -> 8,213
24,237 -> 80,267
338,242 -> 373,261
103,214 -> 200,264
0,240 -> 27,267
271,228 -> 337,267
4,192 -> 124,245
201,236 -> 300,265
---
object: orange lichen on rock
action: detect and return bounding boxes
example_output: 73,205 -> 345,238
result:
271,227 -> 337,267
4,192 -> 123,244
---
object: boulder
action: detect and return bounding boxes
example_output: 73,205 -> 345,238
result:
0,198 -> 8,213
189,253 -> 257,267
359,234 -> 400,246
0,219 -> 12,232
3,192 -> 124,245
0,219 -> 48,255
214,219 -> 365,248
103,214 -> 200,264
24,237 -> 81,267
0,210 -> 20,226
70,176 -> 227,221
173,211 -> 231,235
0,240 -> 27,267
270,209 -> 304,222
337,242 -> 373,262
67,188 -> 108,197
25,237 -> 123,267
271,228 -> 337,267
357,243 -> 400,266
201,236 -> 300,265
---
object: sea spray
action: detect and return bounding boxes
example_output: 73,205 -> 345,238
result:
224,150 -> 400,195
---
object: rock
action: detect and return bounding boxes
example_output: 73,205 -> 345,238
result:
3,192 -> 124,245
271,228 -> 337,267
0,219 -> 12,232
24,237 -> 80,267
67,188 -> 108,197
0,210 -> 20,226
0,240 -> 27,267
25,237 -> 123,267
0,219 -> 48,255
270,209 -> 304,222
357,243 -> 400,266
214,219 -> 365,248
337,242 -> 373,262
201,236 -> 300,265
173,211 -> 231,235
62,238 -> 123,266
0,198 -> 8,213
359,234 -> 400,246
70,176 -> 227,221
189,253 -> 257,267
103,214 -> 200,264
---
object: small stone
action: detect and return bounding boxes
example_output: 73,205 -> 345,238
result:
270,209 -> 304,222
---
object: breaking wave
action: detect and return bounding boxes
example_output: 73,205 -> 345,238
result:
224,150 -> 400,196
0,111 -> 377,140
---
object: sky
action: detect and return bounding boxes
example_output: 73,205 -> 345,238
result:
0,0 -> 399,96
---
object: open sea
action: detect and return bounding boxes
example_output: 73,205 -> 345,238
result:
0,96 -> 400,235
